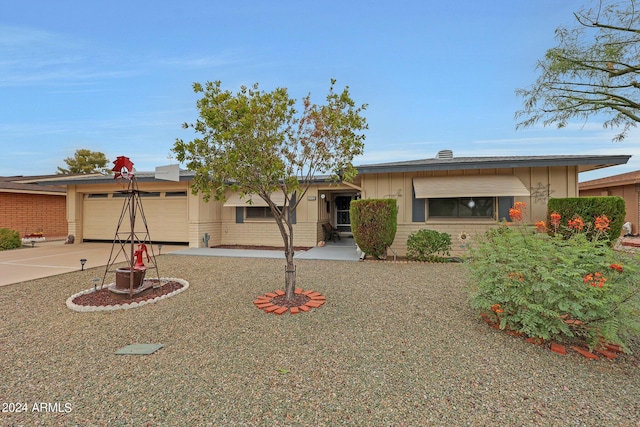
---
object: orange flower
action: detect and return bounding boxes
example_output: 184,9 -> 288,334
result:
550,212 -> 561,228
594,215 -> 610,232
514,201 -> 526,210
584,272 -> 607,288
535,220 -> 546,233
509,208 -> 523,222
610,263 -> 624,272
491,303 -> 501,312
509,272 -> 524,281
568,216 -> 585,231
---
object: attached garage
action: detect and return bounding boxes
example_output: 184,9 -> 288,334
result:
82,191 -> 189,243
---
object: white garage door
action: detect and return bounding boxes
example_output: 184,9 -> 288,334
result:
83,191 -> 188,243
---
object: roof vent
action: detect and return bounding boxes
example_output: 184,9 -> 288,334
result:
436,149 -> 453,159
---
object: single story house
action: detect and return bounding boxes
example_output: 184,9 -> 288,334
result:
0,175 -> 67,238
41,152 -> 630,255
579,169 -> 640,235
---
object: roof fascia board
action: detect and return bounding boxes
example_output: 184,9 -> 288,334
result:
356,155 -> 631,174
38,173 -> 336,186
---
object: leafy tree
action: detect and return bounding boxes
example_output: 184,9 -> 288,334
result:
516,1 -> 640,141
173,79 -> 367,299
57,149 -> 110,174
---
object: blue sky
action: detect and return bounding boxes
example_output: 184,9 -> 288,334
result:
1,0 -> 637,181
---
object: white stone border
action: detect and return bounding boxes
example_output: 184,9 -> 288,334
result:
66,278 -> 189,313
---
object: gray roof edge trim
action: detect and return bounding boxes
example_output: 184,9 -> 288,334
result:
356,155 -> 631,174
38,172 -> 336,186
38,173 -> 196,186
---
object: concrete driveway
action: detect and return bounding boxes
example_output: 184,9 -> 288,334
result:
0,240 -> 185,287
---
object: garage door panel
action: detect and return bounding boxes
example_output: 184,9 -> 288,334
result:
139,199 -> 188,241
83,195 -> 188,242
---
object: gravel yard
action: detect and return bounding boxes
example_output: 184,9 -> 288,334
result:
1,255 -> 639,426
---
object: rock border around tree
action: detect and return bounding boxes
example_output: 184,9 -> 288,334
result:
254,288 -> 326,315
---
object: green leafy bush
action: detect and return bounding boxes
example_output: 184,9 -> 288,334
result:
467,203 -> 640,352
0,228 -> 21,251
406,229 -> 451,262
350,199 -> 398,259
547,197 -> 625,243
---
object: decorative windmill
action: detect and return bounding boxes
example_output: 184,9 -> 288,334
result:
102,156 -> 160,298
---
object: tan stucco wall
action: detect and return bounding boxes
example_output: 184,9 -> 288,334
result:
359,166 -> 579,256
580,184 -> 639,234
213,184 -> 356,248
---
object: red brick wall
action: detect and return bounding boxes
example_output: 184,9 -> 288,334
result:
0,193 -> 67,238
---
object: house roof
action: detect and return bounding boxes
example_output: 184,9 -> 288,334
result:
36,170 -> 195,186
579,169 -> 640,190
355,154 -> 631,174
37,170 -> 336,186
37,154 -> 632,186
0,175 -> 67,195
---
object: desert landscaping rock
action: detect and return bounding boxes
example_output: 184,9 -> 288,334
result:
1,255 -> 639,426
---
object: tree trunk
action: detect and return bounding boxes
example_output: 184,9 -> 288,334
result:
284,210 -> 296,300
284,252 -> 296,300
271,200 -> 297,301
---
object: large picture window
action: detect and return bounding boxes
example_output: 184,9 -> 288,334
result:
428,197 -> 494,218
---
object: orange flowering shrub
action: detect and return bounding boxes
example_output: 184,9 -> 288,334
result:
468,204 -> 640,351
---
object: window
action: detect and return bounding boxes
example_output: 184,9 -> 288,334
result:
428,197 -> 494,218
165,191 -> 187,197
87,193 -> 108,199
139,192 -> 161,197
245,206 -> 277,219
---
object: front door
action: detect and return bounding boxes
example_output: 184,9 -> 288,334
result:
335,195 -> 353,233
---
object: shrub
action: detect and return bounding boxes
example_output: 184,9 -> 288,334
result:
350,199 -> 398,259
467,202 -> 640,352
547,197 -> 625,243
0,228 -> 21,251
406,229 -> 451,262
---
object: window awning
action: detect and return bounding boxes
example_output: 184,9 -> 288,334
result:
223,192 -> 286,207
413,176 -> 530,198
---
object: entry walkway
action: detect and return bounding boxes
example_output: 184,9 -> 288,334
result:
172,236 -> 361,261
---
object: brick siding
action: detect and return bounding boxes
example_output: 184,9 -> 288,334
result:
0,193 -> 67,237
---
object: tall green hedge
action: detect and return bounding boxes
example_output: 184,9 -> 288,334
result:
350,199 -> 398,259
0,228 -> 22,251
547,197 -> 625,242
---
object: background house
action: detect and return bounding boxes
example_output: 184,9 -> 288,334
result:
579,170 -> 640,235
43,152 -> 631,256
0,175 -> 67,238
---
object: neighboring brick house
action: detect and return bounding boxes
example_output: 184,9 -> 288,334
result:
580,170 -> 640,235
0,175 -> 67,238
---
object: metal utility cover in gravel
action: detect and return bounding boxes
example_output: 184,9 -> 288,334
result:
115,343 -> 163,355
